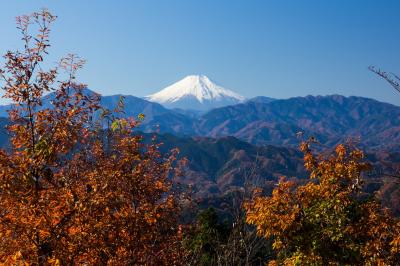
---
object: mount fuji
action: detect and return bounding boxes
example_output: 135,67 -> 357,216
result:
145,75 -> 245,111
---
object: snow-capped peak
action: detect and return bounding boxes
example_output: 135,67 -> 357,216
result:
145,75 -> 245,111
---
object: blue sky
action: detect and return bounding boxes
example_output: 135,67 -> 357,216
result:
0,0 -> 399,105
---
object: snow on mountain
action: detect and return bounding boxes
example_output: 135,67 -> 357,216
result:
145,75 -> 245,111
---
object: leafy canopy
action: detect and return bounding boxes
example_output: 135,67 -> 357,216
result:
246,141 -> 400,265
0,9 -> 184,265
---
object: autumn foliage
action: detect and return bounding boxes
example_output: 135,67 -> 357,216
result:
0,10 -> 183,265
245,140 -> 400,265
3,8 -> 400,266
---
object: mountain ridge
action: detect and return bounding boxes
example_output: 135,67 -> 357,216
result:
0,90 -> 399,151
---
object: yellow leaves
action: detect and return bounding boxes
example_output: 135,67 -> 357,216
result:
47,257 -> 62,265
272,239 -> 283,250
334,162 -> 345,173
246,178 -> 301,241
390,235 -> 400,253
303,152 -> 315,171
137,113 -> 145,121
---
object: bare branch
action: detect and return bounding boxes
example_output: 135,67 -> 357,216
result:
369,66 -> 400,93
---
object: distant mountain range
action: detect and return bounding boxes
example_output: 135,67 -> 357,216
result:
144,75 -> 400,151
0,87 -> 399,151
196,95 -> 400,150
124,93 -> 400,151
0,86 -> 399,213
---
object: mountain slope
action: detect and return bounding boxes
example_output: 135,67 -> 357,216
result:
145,75 -> 245,111
150,133 -> 306,197
1,90 -> 399,151
100,94 -> 195,134
142,133 -> 400,205
195,95 -> 400,150
0,90 -> 196,136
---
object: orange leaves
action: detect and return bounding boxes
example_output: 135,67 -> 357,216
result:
155,180 -> 164,190
0,9 -> 186,265
145,214 -> 158,225
246,177 -> 300,241
47,257 -> 62,266
391,234 -> 400,253
245,141 -> 400,265
2,251 -> 30,266
335,143 -> 346,159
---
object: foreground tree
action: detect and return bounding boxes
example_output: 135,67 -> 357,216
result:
184,208 -> 231,265
0,10 -> 183,265
245,140 -> 400,265
184,168 -> 272,266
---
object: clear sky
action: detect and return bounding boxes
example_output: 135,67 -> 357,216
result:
0,0 -> 399,105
